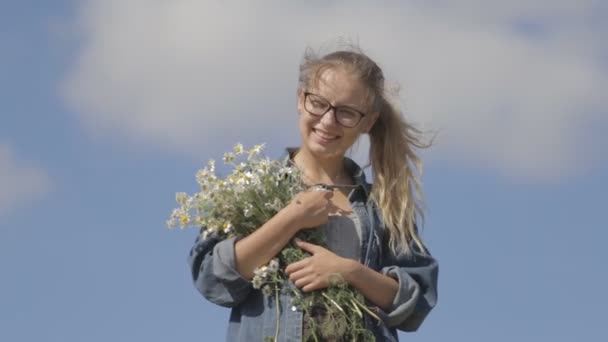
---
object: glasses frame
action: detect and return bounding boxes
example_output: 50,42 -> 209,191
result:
303,92 -> 367,128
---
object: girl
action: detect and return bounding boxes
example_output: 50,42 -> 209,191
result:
189,47 -> 438,341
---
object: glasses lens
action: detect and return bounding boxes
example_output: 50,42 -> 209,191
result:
305,94 -> 329,115
335,109 -> 361,127
304,93 -> 363,128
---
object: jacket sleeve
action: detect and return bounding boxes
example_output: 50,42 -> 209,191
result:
376,238 -> 439,331
188,231 -> 253,308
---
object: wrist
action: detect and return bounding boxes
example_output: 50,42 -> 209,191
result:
278,204 -> 302,234
341,258 -> 362,284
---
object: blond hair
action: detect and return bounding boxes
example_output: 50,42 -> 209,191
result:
298,46 -> 431,255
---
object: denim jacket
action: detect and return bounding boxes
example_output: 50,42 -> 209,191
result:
188,148 -> 439,341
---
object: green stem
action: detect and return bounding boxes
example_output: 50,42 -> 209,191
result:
274,286 -> 280,341
350,299 -> 363,318
321,292 -> 345,313
352,299 -> 381,321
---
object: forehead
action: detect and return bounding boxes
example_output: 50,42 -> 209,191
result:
309,67 -> 369,107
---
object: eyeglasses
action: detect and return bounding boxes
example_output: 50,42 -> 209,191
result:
303,92 -> 366,128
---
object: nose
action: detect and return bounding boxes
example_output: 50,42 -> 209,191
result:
319,107 -> 339,126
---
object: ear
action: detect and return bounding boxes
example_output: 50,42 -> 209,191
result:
363,111 -> 380,133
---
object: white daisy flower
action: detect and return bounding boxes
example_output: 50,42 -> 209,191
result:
234,143 -> 245,155
223,152 -> 235,164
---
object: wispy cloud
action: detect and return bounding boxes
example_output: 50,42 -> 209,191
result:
63,0 -> 608,181
0,144 -> 50,217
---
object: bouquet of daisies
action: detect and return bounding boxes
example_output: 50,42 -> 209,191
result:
168,143 -> 379,342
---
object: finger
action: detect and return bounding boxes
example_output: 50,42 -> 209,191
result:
288,268 -> 309,282
285,259 -> 308,275
323,190 -> 334,199
327,199 -> 339,211
295,239 -> 322,254
307,186 -> 331,193
302,280 -> 326,292
294,275 -> 316,288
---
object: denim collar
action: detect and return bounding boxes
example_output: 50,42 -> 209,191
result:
280,147 -> 371,199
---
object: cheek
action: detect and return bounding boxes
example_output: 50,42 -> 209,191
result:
342,125 -> 363,139
298,116 -> 313,140
342,131 -> 361,145
298,113 -> 316,131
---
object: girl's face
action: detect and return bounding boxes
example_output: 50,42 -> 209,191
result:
297,67 -> 378,160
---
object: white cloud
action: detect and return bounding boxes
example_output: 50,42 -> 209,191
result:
0,144 -> 50,217
63,0 -> 608,181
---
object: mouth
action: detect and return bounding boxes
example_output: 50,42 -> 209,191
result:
312,128 -> 340,141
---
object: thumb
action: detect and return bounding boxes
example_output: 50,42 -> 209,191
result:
294,238 -> 321,254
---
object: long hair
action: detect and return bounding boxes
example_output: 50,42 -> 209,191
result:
298,46 -> 431,255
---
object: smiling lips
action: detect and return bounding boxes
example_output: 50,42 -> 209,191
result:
313,128 -> 340,142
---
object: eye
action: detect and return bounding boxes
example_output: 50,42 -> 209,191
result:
310,99 -> 324,107
337,108 -> 359,119
309,97 -> 327,108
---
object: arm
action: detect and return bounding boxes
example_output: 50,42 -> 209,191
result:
234,189 -> 334,279
188,189 -> 333,306
375,241 -> 439,331
285,239 -> 399,310
341,260 -> 400,312
188,232 -> 253,308
285,238 -> 438,331
234,206 -> 300,279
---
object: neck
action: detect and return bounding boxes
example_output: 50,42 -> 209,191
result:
292,147 -> 347,185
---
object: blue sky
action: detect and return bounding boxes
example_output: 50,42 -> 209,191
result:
1,1 -> 607,341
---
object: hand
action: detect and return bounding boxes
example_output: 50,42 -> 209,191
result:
284,189 -> 335,231
285,239 -> 359,292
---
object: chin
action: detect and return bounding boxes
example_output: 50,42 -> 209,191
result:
303,134 -> 344,158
